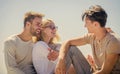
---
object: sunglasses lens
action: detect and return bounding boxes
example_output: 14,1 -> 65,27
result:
51,26 -> 58,30
44,25 -> 58,30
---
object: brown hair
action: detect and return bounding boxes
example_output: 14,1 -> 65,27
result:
82,5 -> 107,27
24,11 -> 44,27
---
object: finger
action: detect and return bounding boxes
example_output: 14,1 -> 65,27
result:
47,54 -> 53,60
50,49 -> 54,52
50,56 -> 55,61
48,48 -> 52,52
47,56 -> 51,60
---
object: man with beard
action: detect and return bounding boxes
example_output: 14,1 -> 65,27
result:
4,11 -> 44,74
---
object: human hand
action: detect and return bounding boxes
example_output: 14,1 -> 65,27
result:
87,55 -> 95,66
47,49 -> 59,61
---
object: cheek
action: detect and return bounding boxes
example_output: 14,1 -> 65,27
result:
30,26 -> 35,32
85,23 -> 90,28
86,25 -> 90,29
44,29 -> 51,35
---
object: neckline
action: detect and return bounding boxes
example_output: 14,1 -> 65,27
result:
16,35 -> 32,43
95,32 -> 109,43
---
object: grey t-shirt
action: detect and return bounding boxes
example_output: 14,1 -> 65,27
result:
4,35 -> 36,74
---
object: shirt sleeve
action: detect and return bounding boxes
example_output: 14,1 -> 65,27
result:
55,43 -> 61,51
107,38 -> 120,54
32,41 -> 50,74
4,40 -> 25,74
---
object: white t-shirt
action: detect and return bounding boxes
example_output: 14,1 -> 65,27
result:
32,41 -> 61,74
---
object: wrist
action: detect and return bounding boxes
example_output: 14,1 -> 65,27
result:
58,53 -> 66,60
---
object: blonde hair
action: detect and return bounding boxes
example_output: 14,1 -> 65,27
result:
38,19 -> 60,44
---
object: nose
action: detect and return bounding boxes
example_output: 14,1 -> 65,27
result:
40,27 -> 43,30
84,24 -> 86,27
38,24 -> 42,29
52,28 -> 57,32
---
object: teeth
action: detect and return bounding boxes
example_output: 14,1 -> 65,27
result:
36,30 -> 40,34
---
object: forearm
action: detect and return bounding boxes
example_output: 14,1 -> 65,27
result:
4,46 -> 25,73
5,53 -> 25,74
59,40 -> 71,59
5,55 -> 25,74
59,36 -> 88,60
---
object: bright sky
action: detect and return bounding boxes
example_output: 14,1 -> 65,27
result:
0,0 -> 120,74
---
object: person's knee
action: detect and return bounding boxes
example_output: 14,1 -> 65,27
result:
69,46 -> 84,56
69,46 -> 79,53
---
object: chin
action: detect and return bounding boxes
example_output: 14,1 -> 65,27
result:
87,30 -> 89,33
52,36 -> 55,38
88,30 -> 92,33
52,35 -> 55,38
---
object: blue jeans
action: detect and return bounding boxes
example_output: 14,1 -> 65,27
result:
65,46 -> 92,74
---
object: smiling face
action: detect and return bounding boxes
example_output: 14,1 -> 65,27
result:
24,12 -> 44,37
43,22 -> 57,39
40,19 -> 59,42
29,17 -> 42,36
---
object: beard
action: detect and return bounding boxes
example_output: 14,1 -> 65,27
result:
30,27 -> 39,36
31,30 -> 40,37
32,32 -> 37,36
30,24 -> 41,35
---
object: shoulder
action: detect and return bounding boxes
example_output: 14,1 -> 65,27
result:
4,35 -> 18,51
4,34 -> 18,45
34,41 -> 49,48
35,41 -> 46,45
107,33 -> 120,54
108,33 -> 120,44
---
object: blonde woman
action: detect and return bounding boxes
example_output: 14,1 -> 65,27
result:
32,19 -> 60,74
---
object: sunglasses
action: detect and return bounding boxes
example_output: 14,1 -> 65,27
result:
44,25 -> 58,30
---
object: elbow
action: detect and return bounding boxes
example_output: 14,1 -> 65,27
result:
65,40 -> 72,46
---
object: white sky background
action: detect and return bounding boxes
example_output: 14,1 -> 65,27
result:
0,0 -> 120,74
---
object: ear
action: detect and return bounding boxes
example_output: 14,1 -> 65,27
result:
26,21 -> 31,27
94,21 -> 99,27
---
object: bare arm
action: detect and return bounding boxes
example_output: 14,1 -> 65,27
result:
93,53 -> 118,74
59,36 -> 87,59
55,36 -> 87,74
94,38 -> 120,74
